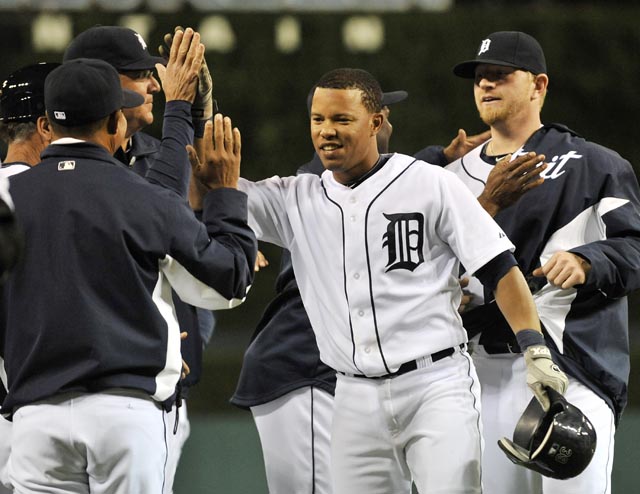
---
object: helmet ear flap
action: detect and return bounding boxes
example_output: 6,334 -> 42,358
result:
498,437 -> 531,464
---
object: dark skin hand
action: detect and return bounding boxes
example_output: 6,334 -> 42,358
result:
458,277 -> 473,313
478,152 -> 548,217
180,332 -> 190,379
443,129 -> 492,163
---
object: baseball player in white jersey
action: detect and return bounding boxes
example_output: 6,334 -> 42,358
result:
191,67 -> 568,493
446,31 -> 640,493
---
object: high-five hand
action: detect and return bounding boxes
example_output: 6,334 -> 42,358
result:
155,27 -> 204,103
187,114 -> 241,190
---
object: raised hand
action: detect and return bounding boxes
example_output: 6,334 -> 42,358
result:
155,27 -> 204,103
186,114 -> 241,190
159,26 -> 214,122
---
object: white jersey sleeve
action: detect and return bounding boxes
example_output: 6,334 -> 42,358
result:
434,167 -> 513,275
238,175 -> 297,248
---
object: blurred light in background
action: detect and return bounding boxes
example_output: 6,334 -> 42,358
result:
342,16 -> 384,53
286,0 -> 411,12
416,0 -> 454,11
191,0 -> 282,11
90,0 -> 142,11
275,16 -> 301,54
0,0 -> 455,11
31,13 -> 72,52
33,0 -> 90,9
199,16 -> 236,53
119,14 -> 155,44
146,0 -> 182,12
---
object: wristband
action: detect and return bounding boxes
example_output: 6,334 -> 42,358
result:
515,329 -> 545,350
192,100 -> 218,138
193,118 -> 209,139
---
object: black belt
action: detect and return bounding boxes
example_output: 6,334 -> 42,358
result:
481,342 -> 521,354
339,344 -> 463,379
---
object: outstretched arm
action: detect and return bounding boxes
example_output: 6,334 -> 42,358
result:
145,27 -> 204,197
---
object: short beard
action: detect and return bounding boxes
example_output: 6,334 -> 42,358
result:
478,105 -> 510,127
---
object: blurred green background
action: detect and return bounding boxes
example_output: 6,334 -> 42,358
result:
1,1 -> 639,492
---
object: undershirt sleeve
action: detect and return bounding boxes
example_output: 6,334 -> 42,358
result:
474,250 -> 518,293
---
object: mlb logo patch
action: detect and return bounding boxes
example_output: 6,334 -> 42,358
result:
58,160 -> 76,171
53,111 -> 66,120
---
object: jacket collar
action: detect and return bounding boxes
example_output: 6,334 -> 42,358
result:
41,141 -> 125,169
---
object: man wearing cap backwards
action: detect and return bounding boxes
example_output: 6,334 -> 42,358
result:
190,66 -> 568,493
0,56 -> 256,493
63,25 -> 217,493
447,31 -> 640,493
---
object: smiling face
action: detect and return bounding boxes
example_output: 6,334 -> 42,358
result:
473,64 -> 547,128
118,69 -> 161,138
310,87 -> 383,185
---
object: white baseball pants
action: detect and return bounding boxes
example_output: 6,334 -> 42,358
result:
0,415 -> 10,490
163,401 -> 191,494
331,350 -> 483,494
251,386 -> 334,494
9,390 -> 168,494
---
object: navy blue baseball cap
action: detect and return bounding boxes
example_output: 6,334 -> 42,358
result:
63,26 -> 165,72
381,90 -> 408,106
453,31 -> 547,78
0,62 -> 61,123
45,58 -> 144,127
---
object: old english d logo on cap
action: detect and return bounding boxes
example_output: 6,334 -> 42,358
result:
478,39 -> 491,55
453,31 -> 547,79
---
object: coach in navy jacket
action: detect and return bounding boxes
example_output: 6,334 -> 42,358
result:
0,57 -> 255,434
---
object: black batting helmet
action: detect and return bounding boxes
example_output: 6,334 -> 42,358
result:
498,388 -> 597,480
0,62 -> 61,123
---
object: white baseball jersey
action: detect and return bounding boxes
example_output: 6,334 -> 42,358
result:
239,153 -> 514,376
